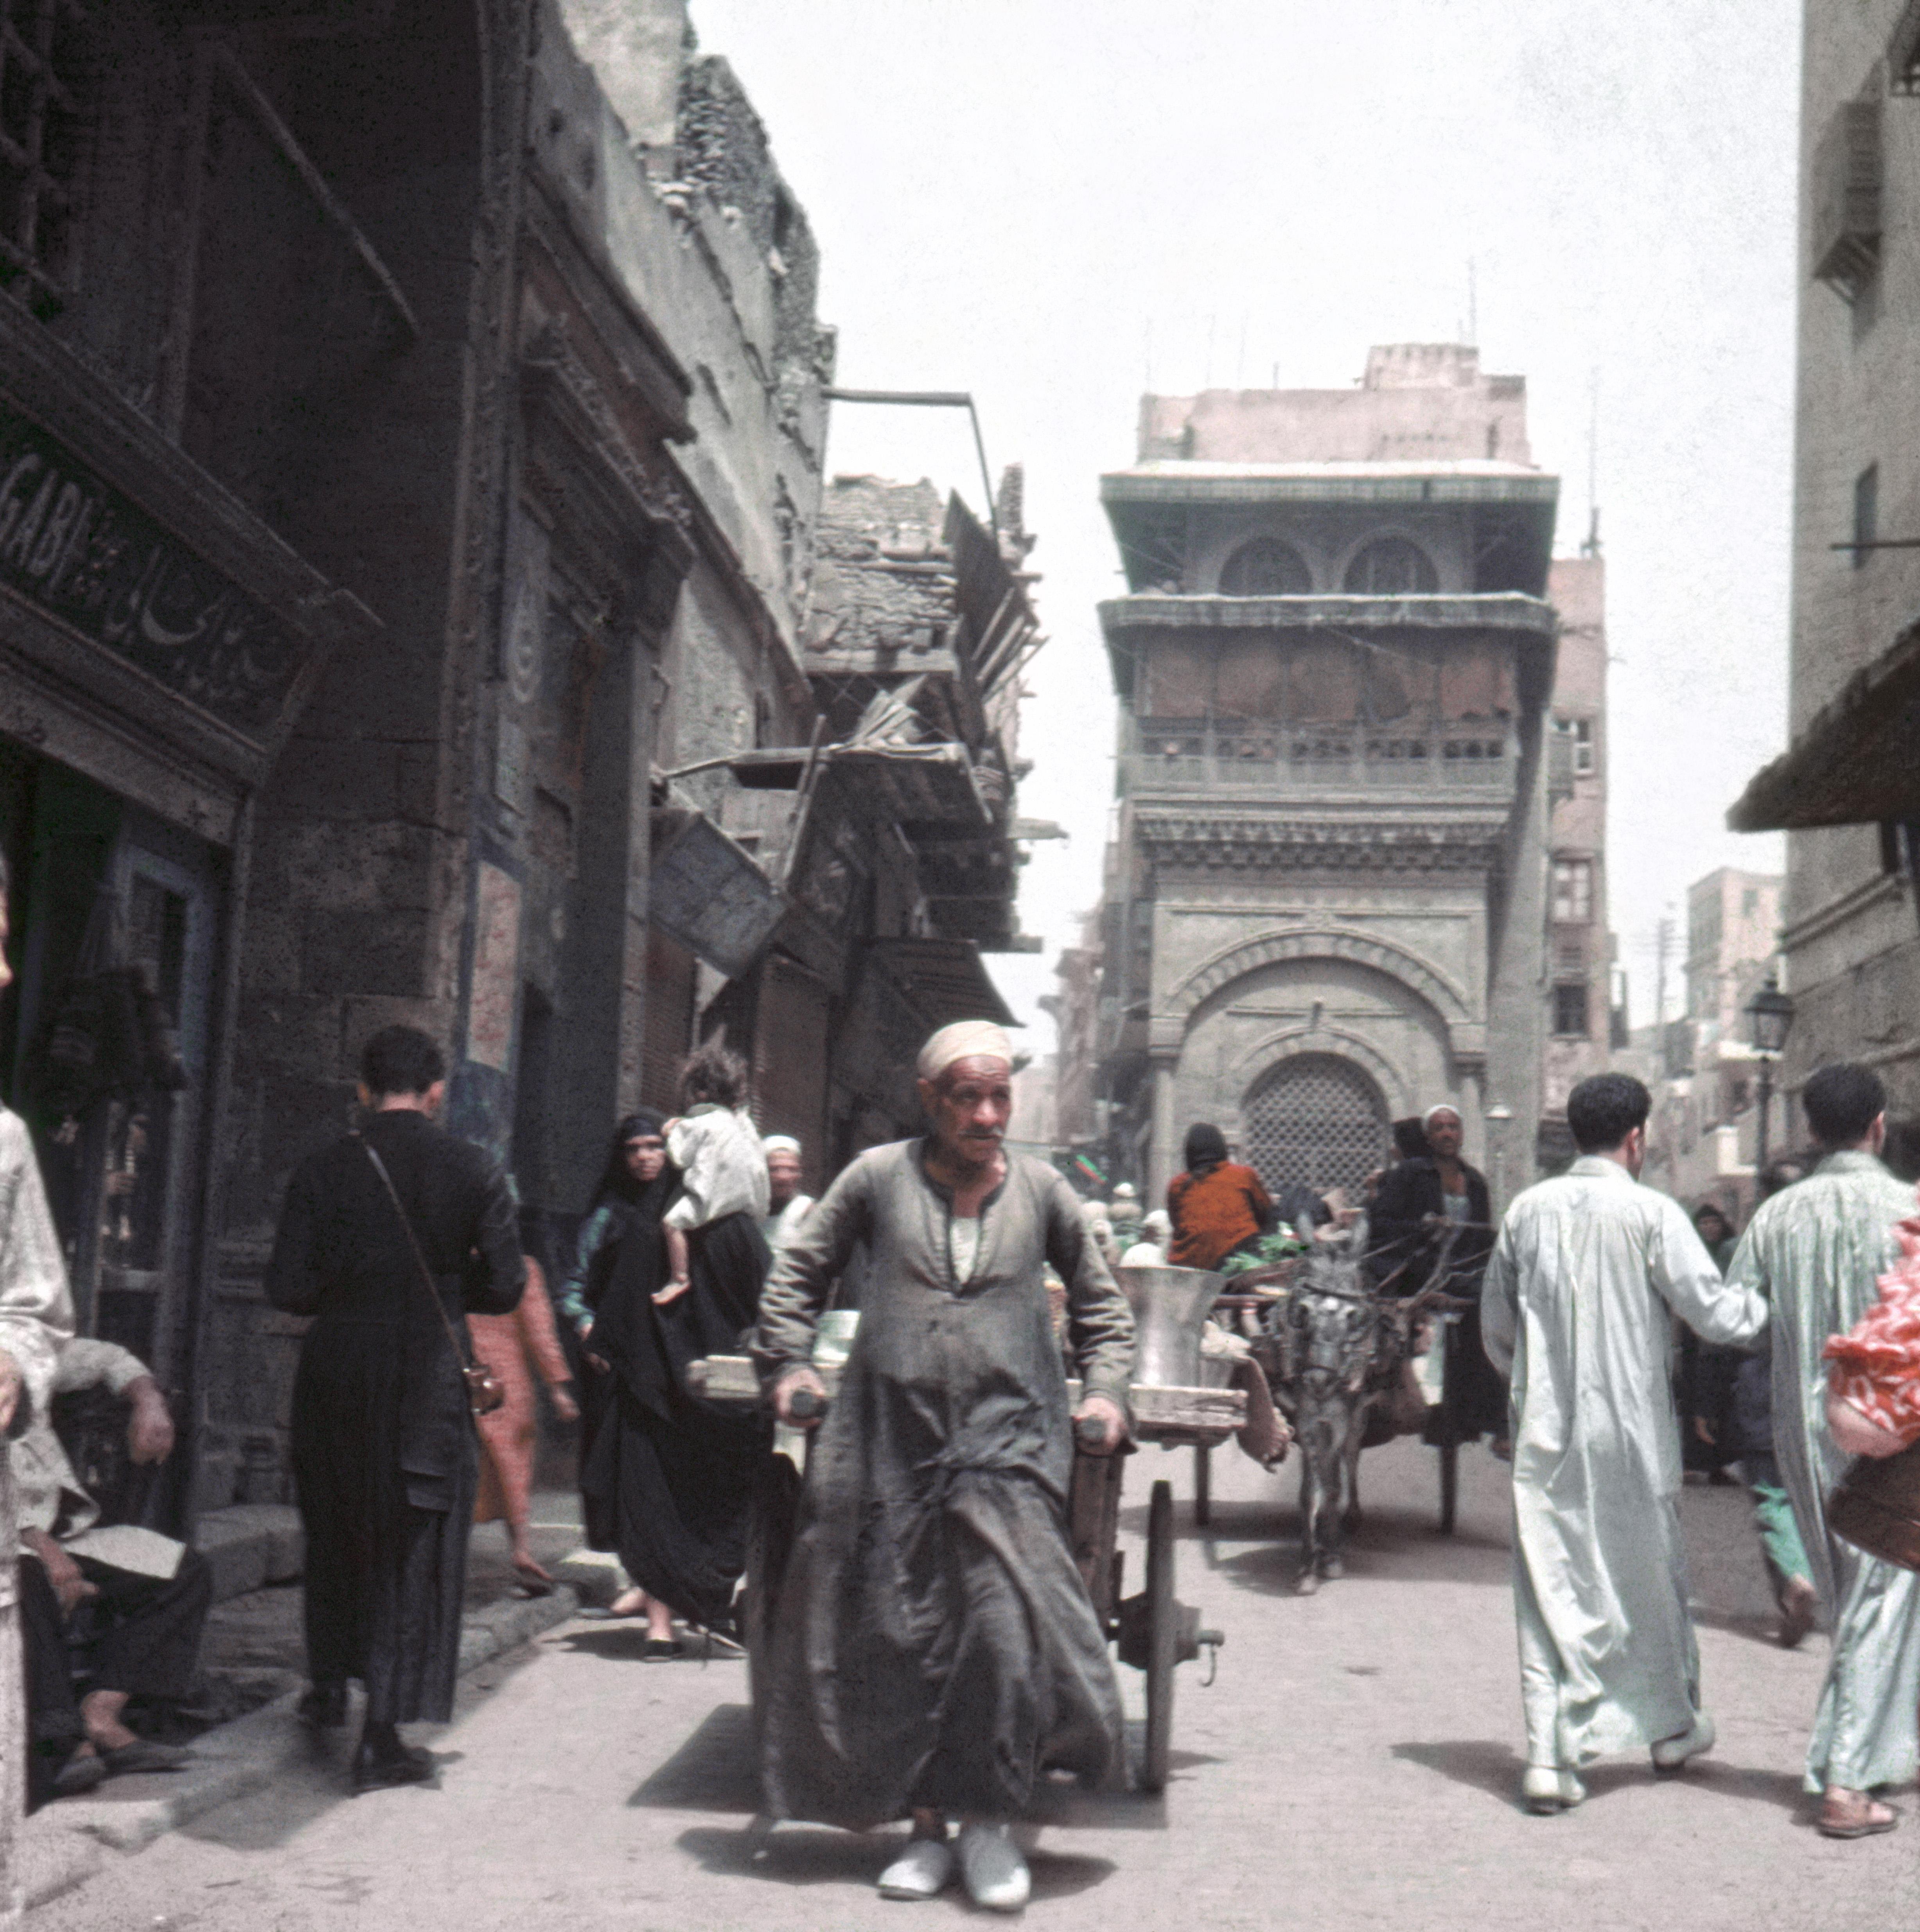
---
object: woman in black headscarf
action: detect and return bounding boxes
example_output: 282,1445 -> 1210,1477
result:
560,1106 -> 770,1655
554,1112 -> 670,1575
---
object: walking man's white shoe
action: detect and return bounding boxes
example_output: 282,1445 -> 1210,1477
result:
878,1834 -> 955,1900
1520,1765 -> 1586,1813
1651,1713 -> 1715,1773
958,1823 -> 1031,1912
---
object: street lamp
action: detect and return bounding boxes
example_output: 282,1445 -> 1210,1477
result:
1485,1101 -> 1514,1216
1746,973 -> 1796,1178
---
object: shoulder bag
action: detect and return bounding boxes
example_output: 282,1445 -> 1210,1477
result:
359,1137 -> 505,1419
1828,1439 -> 1920,1571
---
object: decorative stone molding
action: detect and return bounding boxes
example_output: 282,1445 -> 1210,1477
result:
1164,922 -> 1475,1027
1137,810 -> 1508,874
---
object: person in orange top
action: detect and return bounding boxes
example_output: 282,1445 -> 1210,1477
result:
471,1252 -> 578,1594
1167,1124 -> 1274,1270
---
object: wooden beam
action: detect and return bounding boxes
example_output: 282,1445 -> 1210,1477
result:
687,1355 -> 1245,1440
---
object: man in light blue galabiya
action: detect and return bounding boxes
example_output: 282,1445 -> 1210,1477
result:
1482,1072 -> 1768,1815
1723,1061 -> 1920,1840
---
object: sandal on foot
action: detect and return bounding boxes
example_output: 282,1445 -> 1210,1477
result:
512,1562 -> 556,1599
1819,1790 -> 1899,1839
100,1739 -> 191,1775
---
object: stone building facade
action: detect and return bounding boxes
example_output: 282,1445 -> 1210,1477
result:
1730,3 -> 1920,1177
1086,345 -> 1596,1209
1638,866 -> 1785,1220
0,0 -> 1038,1523
1537,551 -> 1611,1162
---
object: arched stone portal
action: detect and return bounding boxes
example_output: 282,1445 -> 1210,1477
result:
1243,1052 -> 1388,1199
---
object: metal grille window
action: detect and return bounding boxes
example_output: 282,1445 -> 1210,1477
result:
0,0 -> 89,312
1220,537 -> 1312,596
1242,1052 -> 1387,1200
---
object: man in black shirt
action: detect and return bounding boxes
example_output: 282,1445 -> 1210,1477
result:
266,1026 -> 523,1791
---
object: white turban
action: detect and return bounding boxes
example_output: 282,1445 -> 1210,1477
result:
917,1020 -> 1014,1082
762,1134 -> 801,1156
1423,1103 -> 1463,1131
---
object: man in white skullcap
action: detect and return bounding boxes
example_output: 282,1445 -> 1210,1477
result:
1367,1097 -> 1506,1447
754,1018 -> 1135,1911
756,1135 -> 815,1254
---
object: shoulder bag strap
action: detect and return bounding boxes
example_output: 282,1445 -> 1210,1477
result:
359,1136 -> 473,1371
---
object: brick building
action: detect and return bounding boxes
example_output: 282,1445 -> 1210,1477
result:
0,1 -> 1038,1521
1078,344 -> 1609,1210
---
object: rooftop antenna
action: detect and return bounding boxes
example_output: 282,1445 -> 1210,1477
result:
1466,257 -> 1478,345
820,388 -> 999,538
1203,314 -> 1217,388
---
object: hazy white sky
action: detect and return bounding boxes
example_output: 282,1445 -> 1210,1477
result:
695,0 -> 1801,1041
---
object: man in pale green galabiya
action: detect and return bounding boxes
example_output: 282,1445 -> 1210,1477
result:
1724,1061 -> 1920,1840
1482,1072 -> 1768,1815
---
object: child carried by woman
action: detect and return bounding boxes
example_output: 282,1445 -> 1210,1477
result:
656,1043 -> 769,1305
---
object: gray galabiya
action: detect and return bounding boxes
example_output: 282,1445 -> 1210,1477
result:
752,1140 -> 1137,1825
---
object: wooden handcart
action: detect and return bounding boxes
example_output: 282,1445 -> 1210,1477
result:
686,1356 -> 1243,1796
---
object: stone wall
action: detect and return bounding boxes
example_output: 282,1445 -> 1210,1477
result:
1781,1 -> 1920,1125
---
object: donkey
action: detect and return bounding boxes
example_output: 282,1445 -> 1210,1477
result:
1277,1232 -> 1392,1592
1260,1218 -> 1463,1593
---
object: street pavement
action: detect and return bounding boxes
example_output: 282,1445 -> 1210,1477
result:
31,1438 -> 1920,1932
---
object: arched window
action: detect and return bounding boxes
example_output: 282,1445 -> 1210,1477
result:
1219,537 -> 1312,596
1243,1053 -> 1387,1198
1343,537 -> 1439,596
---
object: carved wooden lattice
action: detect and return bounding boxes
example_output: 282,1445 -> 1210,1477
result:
1243,1053 -> 1387,1199
0,0 -> 89,311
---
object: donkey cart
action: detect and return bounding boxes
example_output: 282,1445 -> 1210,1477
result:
687,1297 -> 1242,1796
1214,1218 -> 1482,1586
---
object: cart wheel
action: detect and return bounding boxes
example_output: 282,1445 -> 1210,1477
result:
1141,1479 -> 1177,1794
744,1451 -> 801,1747
1437,1434 -> 1458,1537
1193,1444 -> 1211,1527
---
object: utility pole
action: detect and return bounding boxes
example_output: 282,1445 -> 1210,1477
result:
1654,915 -> 1674,1035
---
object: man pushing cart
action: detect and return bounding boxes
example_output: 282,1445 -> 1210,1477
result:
752,1019 -> 1135,1912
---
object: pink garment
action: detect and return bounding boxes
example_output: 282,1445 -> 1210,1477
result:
1823,1207 -> 1920,1451
471,1259 -> 571,1529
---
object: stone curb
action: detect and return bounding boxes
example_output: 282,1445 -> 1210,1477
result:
22,1585 -> 580,1910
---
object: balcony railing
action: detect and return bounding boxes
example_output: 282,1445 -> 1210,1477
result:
1119,717 -> 1517,797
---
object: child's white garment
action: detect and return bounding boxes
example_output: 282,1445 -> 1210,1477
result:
665,1105 -> 771,1232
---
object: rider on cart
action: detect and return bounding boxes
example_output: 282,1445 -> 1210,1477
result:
754,1019 -> 1135,1912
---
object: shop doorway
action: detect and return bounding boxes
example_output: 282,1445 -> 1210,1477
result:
0,740 -> 221,1388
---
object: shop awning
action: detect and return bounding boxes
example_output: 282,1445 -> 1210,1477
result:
868,936 -> 1019,1030
1728,620 -> 1920,830
648,808 -> 785,978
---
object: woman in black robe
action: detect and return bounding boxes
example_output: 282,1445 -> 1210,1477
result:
555,1113 -> 673,1562
576,1113 -> 771,1656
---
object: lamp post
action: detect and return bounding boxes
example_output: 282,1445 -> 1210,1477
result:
1485,1101 -> 1514,1216
1746,973 -> 1796,1179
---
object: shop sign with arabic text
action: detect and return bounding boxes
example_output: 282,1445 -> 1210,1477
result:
0,404 -> 307,734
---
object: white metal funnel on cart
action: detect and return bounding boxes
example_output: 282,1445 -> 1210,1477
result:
1115,1265 -> 1225,1389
